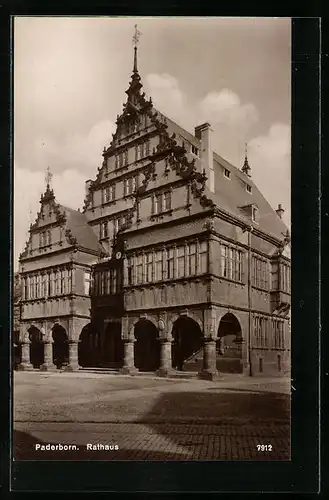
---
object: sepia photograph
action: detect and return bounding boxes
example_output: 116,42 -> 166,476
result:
13,16 -> 291,462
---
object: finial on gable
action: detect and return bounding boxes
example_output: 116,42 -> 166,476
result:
132,24 -> 141,73
45,165 -> 53,189
241,143 -> 251,177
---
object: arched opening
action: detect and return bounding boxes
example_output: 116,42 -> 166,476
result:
28,326 -> 44,368
102,322 -> 124,368
216,313 -> 243,373
52,324 -> 69,369
172,316 -> 203,372
134,319 -> 160,372
78,324 -> 101,368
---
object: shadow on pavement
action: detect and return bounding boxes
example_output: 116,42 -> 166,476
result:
14,390 -> 291,461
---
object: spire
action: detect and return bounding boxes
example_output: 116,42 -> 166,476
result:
45,165 -> 53,189
125,24 -> 143,103
132,24 -> 141,73
241,143 -> 251,176
41,165 -> 55,203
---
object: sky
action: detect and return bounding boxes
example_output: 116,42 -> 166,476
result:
14,17 -> 291,270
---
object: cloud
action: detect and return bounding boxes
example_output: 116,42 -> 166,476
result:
198,89 -> 259,130
248,123 -> 291,225
145,73 -> 193,130
14,166 -> 86,270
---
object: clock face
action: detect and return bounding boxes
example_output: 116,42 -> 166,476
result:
115,251 -> 122,260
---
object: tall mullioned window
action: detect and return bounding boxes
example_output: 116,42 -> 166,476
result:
254,316 -> 269,348
280,262 -> 291,293
152,191 -> 172,215
252,256 -> 269,289
187,243 -> 197,276
220,243 -> 243,282
273,320 -> 285,348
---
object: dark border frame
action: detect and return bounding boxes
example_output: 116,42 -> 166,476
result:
0,12 -> 321,494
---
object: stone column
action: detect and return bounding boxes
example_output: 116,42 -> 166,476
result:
119,321 -> 138,375
17,338 -> 33,371
64,340 -> 80,371
198,337 -> 219,381
40,338 -> 56,371
156,334 -> 174,377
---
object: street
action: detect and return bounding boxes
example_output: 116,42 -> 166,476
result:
14,371 -> 291,461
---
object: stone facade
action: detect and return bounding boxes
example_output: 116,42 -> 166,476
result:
14,47 -> 291,378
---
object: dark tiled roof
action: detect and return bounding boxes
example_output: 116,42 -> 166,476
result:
59,206 -> 105,254
212,152 -> 288,240
153,107 -> 288,242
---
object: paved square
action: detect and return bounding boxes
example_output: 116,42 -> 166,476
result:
14,371 -> 291,461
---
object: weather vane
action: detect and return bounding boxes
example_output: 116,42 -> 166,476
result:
245,142 -> 248,158
132,24 -> 141,48
45,165 -> 53,188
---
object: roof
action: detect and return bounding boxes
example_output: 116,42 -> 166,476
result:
59,205 -> 105,254
152,107 -> 288,241
211,152 -> 288,240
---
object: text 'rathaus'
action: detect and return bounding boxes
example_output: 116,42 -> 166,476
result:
14,39 -> 291,379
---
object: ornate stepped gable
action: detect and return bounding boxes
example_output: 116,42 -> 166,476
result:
20,184 -> 103,260
82,46 -> 215,224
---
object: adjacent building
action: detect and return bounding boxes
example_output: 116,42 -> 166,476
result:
15,45 -> 291,378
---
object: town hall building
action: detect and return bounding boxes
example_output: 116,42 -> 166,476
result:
15,40 -> 291,379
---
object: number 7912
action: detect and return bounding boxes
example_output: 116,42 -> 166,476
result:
257,444 -> 273,452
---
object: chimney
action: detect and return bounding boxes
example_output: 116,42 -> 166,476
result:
194,122 -> 214,193
276,203 -> 285,219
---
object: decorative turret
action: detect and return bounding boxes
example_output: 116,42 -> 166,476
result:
276,203 -> 285,219
241,143 -> 251,177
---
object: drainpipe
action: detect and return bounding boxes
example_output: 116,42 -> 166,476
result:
247,224 -> 254,376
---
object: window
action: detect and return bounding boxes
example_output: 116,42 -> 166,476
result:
146,253 -> 153,282
155,250 -> 163,281
47,231 -> 51,246
187,243 -> 197,276
127,257 -> 134,285
113,218 -> 119,234
199,241 -> 208,273
100,221 -> 108,239
155,193 -> 162,214
254,316 -> 268,348
220,245 -> 228,278
252,256 -> 269,289
103,184 -> 115,204
246,184 -> 252,193
60,270 -> 65,294
136,140 -> 150,160
24,277 -> 28,299
177,246 -> 185,278
191,145 -> 199,156
273,320 -> 285,348
153,192 -> 172,214
167,248 -> 174,279
164,191 -> 171,211
136,255 -> 143,284
280,263 -> 291,293
84,271 -> 91,295
252,206 -> 258,222
220,244 -> 243,281
224,168 -> 231,179
124,176 -> 137,196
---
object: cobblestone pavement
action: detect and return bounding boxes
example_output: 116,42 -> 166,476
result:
14,371 -> 291,461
